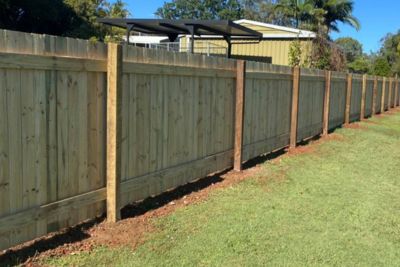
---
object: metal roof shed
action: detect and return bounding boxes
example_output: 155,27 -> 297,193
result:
97,18 -> 262,58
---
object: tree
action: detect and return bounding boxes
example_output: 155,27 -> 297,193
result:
379,31 -> 400,74
335,37 -> 363,62
0,0 -> 77,36
274,0 -> 316,28
288,39 -> 302,66
312,0 -> 360,34
243,0 -> 292,25
270,0 -> 359,35
347,56 -> 370,74
155,0 -> 243,20
0,0 -> 129,40
64,0 -> 129,40
372,57 -> 391,76
304,35 -> 346,71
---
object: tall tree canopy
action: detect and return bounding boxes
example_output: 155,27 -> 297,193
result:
379,31 -> 400,74
0,0 -> 129,40
155,0 -> 243,20
272,0 -> 359,34
312,0 -> 360,33
156,0 -> 359,36
335,37 -> 363,62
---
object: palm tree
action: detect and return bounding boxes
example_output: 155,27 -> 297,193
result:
274,0 -> 315,28
274,0 -> 360,35
311,0 -> 360,34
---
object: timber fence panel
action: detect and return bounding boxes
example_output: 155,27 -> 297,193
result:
119,45 -> 236,207
376,78 -> 383,113
350,74 -> 363,122
384,78 -> 389,111
0,30 -> 107,250
328,72 -> 347,130
397,79 -> 400,106
242,62 -> 292,161
390,78 -> 395,108
365,76 -> 374,118
297,68 -> 325,141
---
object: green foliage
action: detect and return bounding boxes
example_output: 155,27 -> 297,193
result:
335,37 -> 363,62
288,39 -> 302,66
347,56 -> 371,74
155,0 -> 243,20
155,0 -> 359,36
44,113 -> 400,267
270,0 -> 359,35
274,0 -> 315,28
372,57 -> 392,76
0,0 -> 77,36
312,0 -> 360,33
305,36 -> 346,71
379,31 -> 400,75
0,0 -> 129,40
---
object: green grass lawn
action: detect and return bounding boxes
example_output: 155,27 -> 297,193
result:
44,112 -> 400,267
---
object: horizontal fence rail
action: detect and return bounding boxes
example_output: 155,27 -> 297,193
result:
0,29 -> 399,251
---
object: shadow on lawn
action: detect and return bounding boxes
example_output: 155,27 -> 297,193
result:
0,143 -> 304,266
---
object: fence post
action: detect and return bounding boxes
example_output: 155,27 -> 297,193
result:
360,74 -> 367,120
345,73 -> 352,125
290,66 -> 300,149
234,60 -> 246,171
322,70 -> 331,136
106,43 -> 122,223
372,76 -> 378,115
381,77 -> 386,113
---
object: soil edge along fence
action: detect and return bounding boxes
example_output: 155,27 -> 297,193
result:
0,29 -> 399,251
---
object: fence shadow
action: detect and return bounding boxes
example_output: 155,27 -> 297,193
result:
0,219 -> 99,266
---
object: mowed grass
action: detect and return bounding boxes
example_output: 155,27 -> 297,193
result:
44,112 -> 400,267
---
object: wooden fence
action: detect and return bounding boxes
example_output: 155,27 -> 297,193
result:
0,29 -> 399,251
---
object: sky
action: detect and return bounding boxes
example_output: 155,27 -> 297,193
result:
120,0 -> 400,53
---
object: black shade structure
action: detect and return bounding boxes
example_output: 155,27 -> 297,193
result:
97,18 -> 262,58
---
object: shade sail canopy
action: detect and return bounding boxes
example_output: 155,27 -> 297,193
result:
97,18 -> 262,41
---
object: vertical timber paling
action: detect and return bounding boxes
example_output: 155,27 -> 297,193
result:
106,43 -> 122,223
290,66 -> 300,148
322,70 -> 331,136
233,60 -> 246,171
345,73 -> 352,125
360,74 -> 367,120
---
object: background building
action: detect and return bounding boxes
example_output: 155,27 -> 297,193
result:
179,20 -> 316,65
